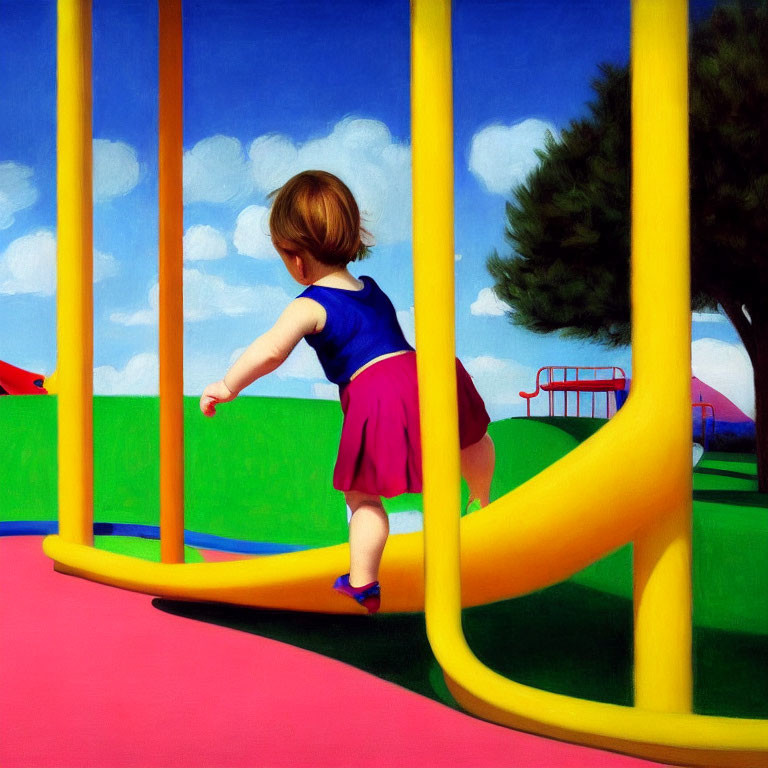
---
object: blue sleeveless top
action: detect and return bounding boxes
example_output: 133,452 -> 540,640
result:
299,276 -> 414,385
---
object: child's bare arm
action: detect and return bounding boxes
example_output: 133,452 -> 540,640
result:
224,298 -> 324,392
200,298 -> 324,416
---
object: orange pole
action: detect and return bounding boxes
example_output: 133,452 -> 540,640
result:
158,0 -> 185,563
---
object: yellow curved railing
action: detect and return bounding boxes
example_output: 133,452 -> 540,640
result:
45,1 -> 768,765
411,1 -> 767,766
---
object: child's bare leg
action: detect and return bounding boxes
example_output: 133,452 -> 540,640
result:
345,490 -> 389,586
460,432 -> 495,507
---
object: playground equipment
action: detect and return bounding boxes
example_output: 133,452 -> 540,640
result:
520,370 -> 718,444
519,365 -> 626,418
0,360 -> 48,395
42,0 -> 768,765
693,402 -> 715,450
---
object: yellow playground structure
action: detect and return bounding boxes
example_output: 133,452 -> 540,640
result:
43,0 -> 768,765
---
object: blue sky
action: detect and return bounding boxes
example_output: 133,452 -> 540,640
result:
0,0 -> 753,419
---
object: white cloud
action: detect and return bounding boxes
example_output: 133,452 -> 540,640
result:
464,355 -> 545,419
469,119 -> 556,195
0,162 -> 38,229
470,287 -> 509,317
276,340 -> 324,380
692,338 -> 754,419
184,350 -> 233,396
233,205 -> 274,259
0,230 -> 56,295
0,230 -> 117,296
94,249 -> 119,282
110,306 -> 156,326
312,382 -> 339,400
95,350 -> 219,397
94,352 -> 158,395
396,306 -> 416,347
183,225 -> 227,261
229,339 -> 326,385
187,119 -> 412,244
93,139 -> 140,202
183,135 -> 252,204
464,356 -> 533,405
248,118 -> 412,245
248,134 -> 299,194
229,346 -> 246,365
455,253 -> 463,262
184,268 -> 290,321
110,268 -> 292,325
692,311 -> 726,324
94,345 -> 321,397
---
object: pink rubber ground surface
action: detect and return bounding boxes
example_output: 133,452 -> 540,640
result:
0,537 -> 668,768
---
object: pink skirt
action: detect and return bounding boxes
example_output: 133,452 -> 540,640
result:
334,351 -> 490,498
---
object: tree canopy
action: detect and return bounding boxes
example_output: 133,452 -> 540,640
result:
487,2 -> 768,488
489,3 -> 768,347
489,63 -> 632,347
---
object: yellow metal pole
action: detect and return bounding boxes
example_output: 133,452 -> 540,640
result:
57,0 -> 93,546
631,0 -> 692,712
411,0 -> 463,641
158,0 -> 185,564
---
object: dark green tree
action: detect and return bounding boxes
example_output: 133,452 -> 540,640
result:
489,3 -> 768,490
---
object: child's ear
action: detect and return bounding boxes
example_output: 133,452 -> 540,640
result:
295,255 -> 307,280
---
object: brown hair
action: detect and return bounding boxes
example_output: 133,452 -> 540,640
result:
268,170 -> 370,266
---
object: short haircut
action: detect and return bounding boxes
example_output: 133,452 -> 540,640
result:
269,170 -> 371,266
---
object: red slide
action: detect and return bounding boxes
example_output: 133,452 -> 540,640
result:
0,360 -> 47,395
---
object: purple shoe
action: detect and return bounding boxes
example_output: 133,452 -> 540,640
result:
333,574 -> 381,614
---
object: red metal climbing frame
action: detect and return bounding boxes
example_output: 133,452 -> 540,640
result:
519,366 -> 627,418
692,402 -> 716,448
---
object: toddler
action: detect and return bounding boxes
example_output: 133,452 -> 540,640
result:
200,170 -> 495,613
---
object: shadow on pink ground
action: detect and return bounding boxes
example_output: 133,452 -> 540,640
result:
0,536 -> 667,768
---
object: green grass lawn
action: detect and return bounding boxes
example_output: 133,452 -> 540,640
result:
2,395 -> 767,717
0,395 -> 580,544
1,395 -> 346,546
570,450 -> 768,636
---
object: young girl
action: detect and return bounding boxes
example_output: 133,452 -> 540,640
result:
200,170 -> 495,614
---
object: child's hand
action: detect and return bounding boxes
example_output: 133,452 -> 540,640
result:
200,380 -> 236,417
